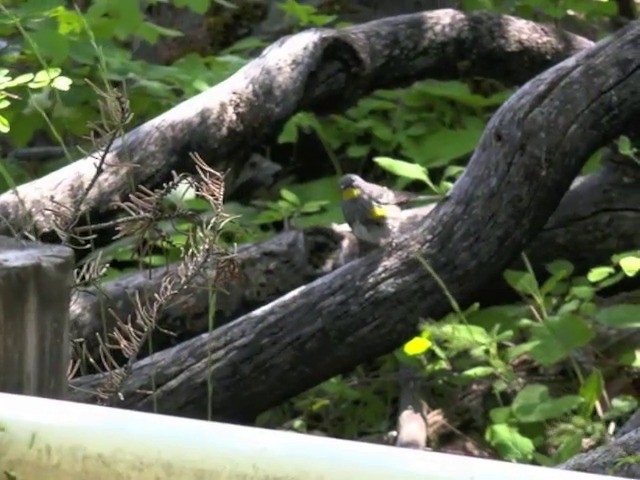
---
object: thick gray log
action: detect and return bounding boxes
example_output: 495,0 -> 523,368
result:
67,23 -> 640,427
0,9 -> 592,238
0,236 -> 74,398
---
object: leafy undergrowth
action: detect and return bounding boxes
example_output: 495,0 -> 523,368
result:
257,254 -> 640,465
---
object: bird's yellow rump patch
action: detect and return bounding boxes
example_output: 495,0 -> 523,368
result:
342,187 -> 361,200
369,205 -> 388,219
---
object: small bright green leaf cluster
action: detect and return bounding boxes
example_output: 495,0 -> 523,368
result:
0,67 -> 72,133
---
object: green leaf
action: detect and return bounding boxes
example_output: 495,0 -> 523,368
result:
373,157 -> 429,183
603,395 -> 638,421
4,73 -> 34,88
460,366 -> 495,379
299,200 -> 329,214
617,135 -> 634,156
489,406 -> 512,424
618,255 -> 640,277
0,114 -> 9,133
579,369 -> 604,418
433,324 -> 492,351
528,314 -> 595,366
570,285 -> 595,301
512,384 -> 582,422
553,434 -> 583,463
467,304 -> 526,335
540,259 -> 574,296
51,76 -> 72,91
400,121 -> 484,167
416,79 -> 510,108
617,348 -> 640,367
587,266 -> 615,283
280,188 -> 301,206
138,21 -> 184,44
503,269 -> 539,297
28,30 -> 69,64
593,304 -> 640,329
403,336 -> 432,356
485,424 -> 535,462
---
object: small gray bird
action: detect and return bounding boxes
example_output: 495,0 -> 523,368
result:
339,174 -> 439,245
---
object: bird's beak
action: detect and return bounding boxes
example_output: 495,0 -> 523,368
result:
342,187 -> 361,200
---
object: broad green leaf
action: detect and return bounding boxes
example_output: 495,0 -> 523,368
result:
415,79 -> 511,108
28,30 -> 69,64
618,348 -> 640,367
467,305 -> 526,334
569,285 -> 595,301
4,73 -> 34,88
280,188 -> 301,206
485,424 -> 535,462
373,157 -> 429,183
505,341 -> 538,362
489,406 -> 512,424
51,76 -> 72,91
618,255 -> 640,277
433,324 -> 492,351
587,266 -> 615,283
512,384 -> 582,422
593,304 -> 640,329
403,336 -> 432,356
540,260 -> 574,296
528,314 -> 595,366
553,434 -> 583,463
503,269 -> 539,297
400,122 -> 483,167
546,259 -> 574,277
602,395 -> 638,421
299,200 -> 329,214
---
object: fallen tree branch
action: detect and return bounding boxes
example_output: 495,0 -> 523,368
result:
0,9 -> 592,238
68,23 -> 640,425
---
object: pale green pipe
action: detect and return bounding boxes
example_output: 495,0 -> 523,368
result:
0,393 -> 625,480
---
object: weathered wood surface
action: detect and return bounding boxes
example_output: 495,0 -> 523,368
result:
0,236 -> 74,398
68,22 -> 640,428
0,9 -> 593,239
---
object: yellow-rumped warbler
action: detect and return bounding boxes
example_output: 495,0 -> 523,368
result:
339,174 -> 439,245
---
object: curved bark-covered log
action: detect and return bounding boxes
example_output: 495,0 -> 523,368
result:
68,24 -> 640,423
70,159 -> 640,363
0,9 -> 592,238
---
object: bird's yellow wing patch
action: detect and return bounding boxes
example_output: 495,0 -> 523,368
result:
342,188 -> 361,200
369,205 -> 388,219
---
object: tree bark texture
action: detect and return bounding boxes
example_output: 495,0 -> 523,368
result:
68,22 -> 640,427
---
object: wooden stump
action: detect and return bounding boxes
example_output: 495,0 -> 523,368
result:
0,236 -> 74,398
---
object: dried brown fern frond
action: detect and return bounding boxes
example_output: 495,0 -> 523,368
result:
91,154 -> 238,404
48,81 -> 133,245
